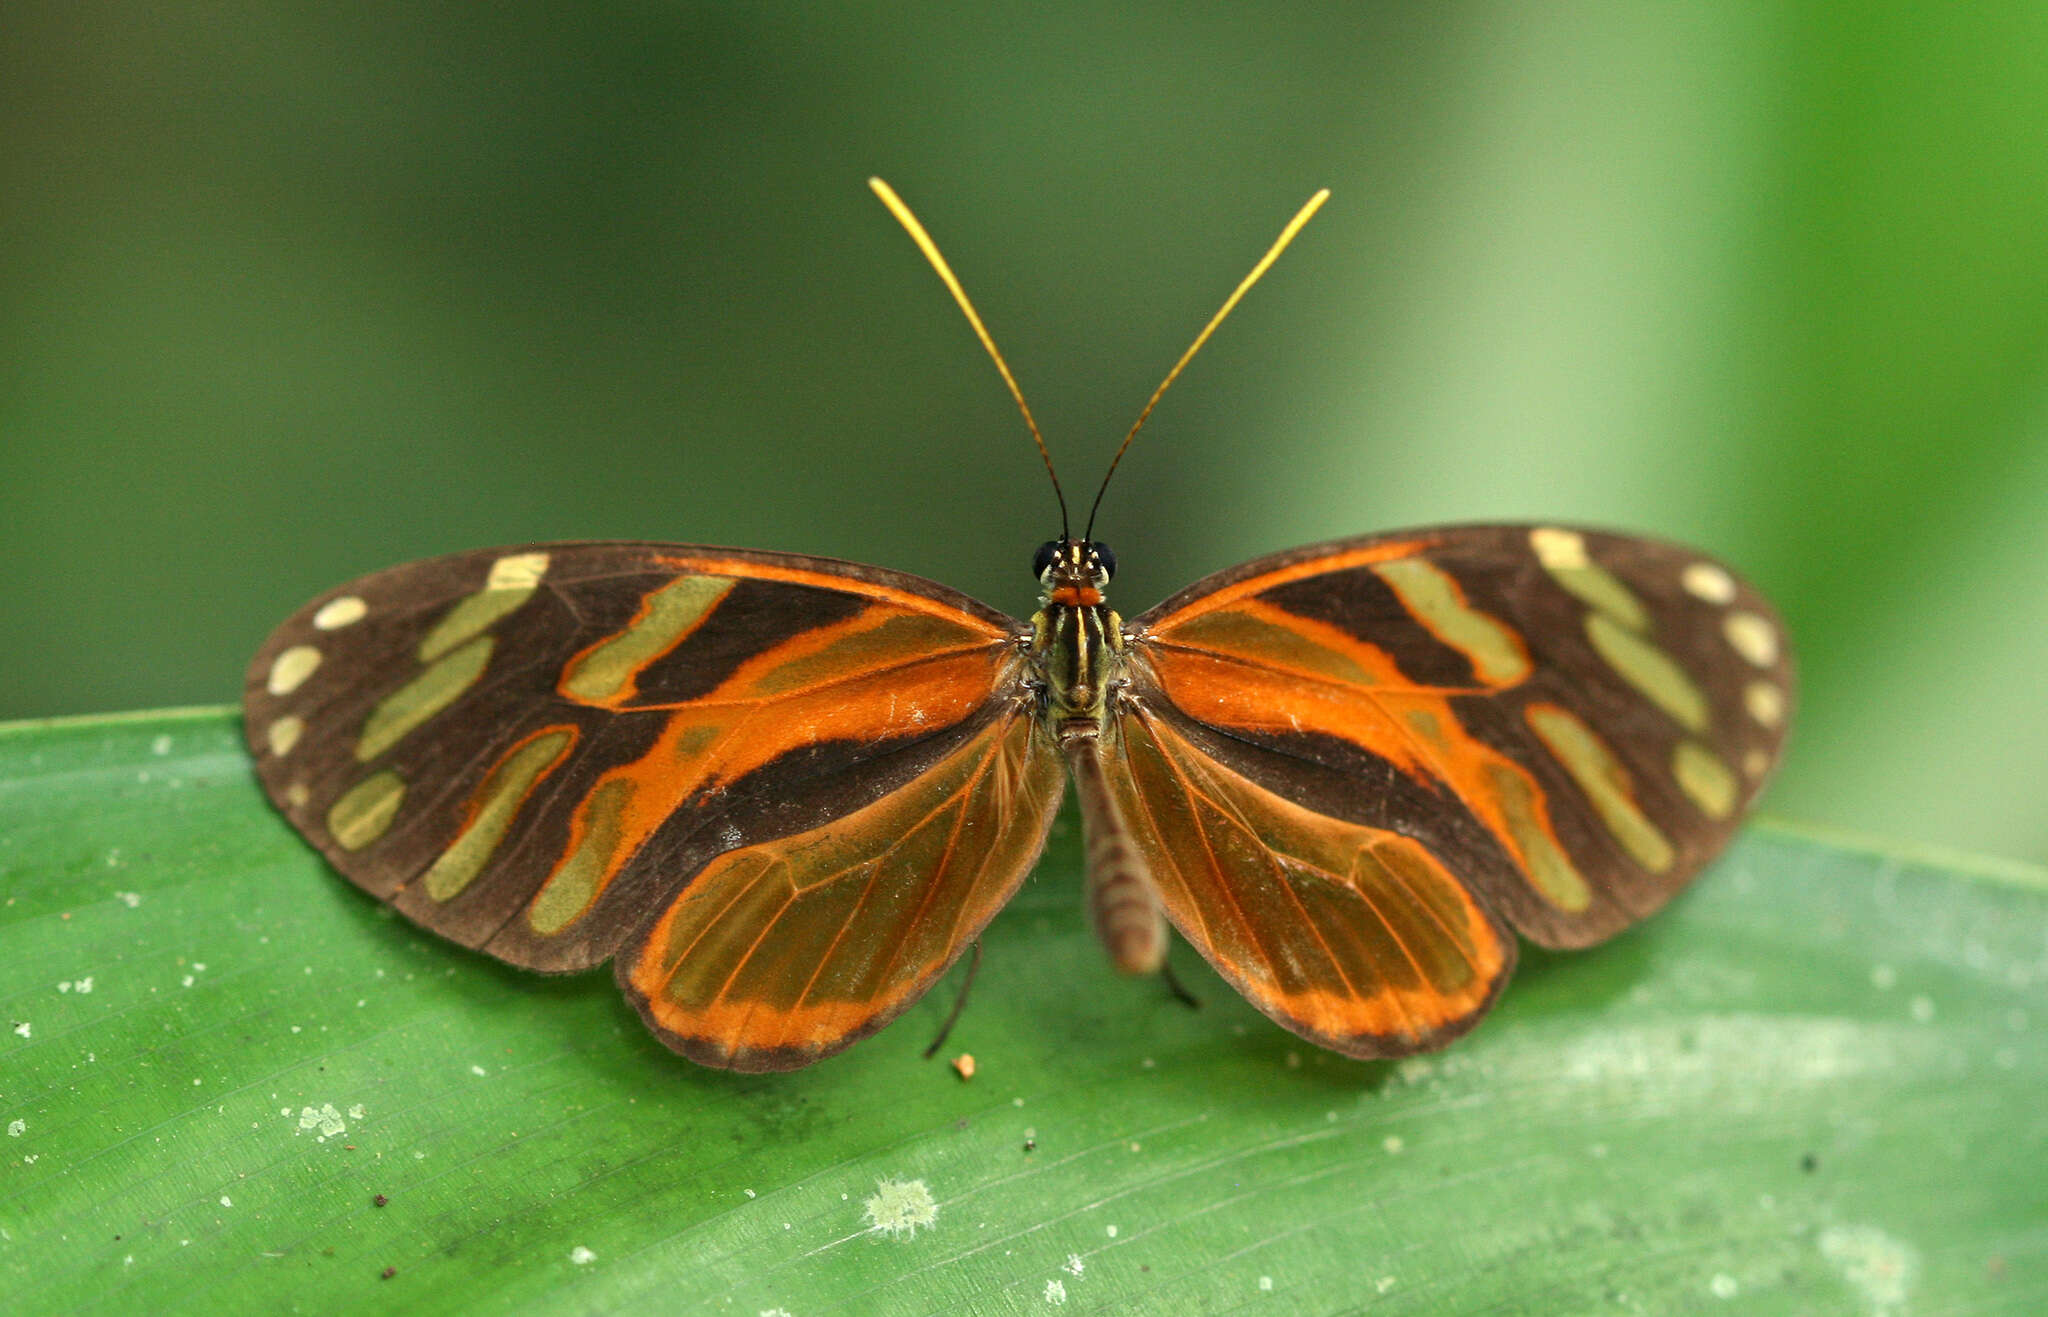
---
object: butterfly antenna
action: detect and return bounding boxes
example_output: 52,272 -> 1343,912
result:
870,178 -> 1070,540
1083,188 -> 1329,540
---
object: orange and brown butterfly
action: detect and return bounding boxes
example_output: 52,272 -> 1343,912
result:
244,180 -> 1793,1072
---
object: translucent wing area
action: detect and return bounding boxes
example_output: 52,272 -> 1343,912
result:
621,708 -> 1063,1070
243,544 -> 1047,1027
1126,524 -> 1792,1037
1107,703 -> 1514,1057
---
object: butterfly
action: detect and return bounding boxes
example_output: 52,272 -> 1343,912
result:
243,181 -> 1792,1072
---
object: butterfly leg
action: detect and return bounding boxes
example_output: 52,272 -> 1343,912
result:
1160,958 -> 1202,1010
922,941 -> 982,1060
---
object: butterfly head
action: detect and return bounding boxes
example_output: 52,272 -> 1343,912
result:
1035,538 -> 1114,607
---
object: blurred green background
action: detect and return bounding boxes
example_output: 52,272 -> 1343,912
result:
4,5 -> 2045,865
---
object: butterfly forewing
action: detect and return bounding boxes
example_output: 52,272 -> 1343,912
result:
1125,523 -> 1793,1019
243,543 -> 1053,1059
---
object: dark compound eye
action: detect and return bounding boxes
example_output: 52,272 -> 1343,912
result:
1090,541 -> 1116,580
1032,540 -> 1061,578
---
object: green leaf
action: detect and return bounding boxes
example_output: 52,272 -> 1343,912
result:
2,710 -> 2041,1314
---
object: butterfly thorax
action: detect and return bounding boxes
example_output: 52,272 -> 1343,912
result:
1025,539 -> 1125,739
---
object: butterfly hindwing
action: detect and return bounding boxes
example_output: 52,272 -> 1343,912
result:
1119,523 -> 1791,1054
621,705 -> 1063,1070
244,542 -> 1058,1064
1104,699 -> 1517,1056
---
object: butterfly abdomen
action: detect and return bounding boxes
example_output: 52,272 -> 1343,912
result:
1064,729 -> 1167,976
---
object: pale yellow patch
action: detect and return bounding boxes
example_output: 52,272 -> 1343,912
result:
422,729 -> 574,901
1402,707 -> 1451,753
285,782 -> 310,808
487,551 -> 550,591
328,770 -> 406,851
1529,527 -> 1588,569
1723,610 -> 1778,667
312,595 -> 368,630
356,635 -> 494,762
418,552 -> 550,662
1672,740 -> 1738,819
1526,705 -> 1674,872
528,777 -> 636,933
1680,562 -> 1737,605
1532,532 -> 1650,632
1744,680 -> 1785,728
266,716 -> 305,757
1483,762 -> 1591,910
1743,748 -> 1770,778
1585,613 -> 1709,733
267,645 -> 321,696
562,575 -> 734,702
1371,558 -> 1531,686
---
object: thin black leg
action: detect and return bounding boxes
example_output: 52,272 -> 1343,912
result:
923,941 -> 982,1059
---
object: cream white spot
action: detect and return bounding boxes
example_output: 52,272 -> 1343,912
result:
285,782 -> 310,809
267,716 -> 305,757
488,552 -> 550,591
1043,1279 -> 1067,1305
1742,748 -> 1769,779
1530,526 -> 1588,569
312,595 -> 368,630
1681,562 -> 1738,605
1723,611 -> 1778,667
267,645 -> 321,696
569,1246 -> 596,1266
1744,681 -> 1785,728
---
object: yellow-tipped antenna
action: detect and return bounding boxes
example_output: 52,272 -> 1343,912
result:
1084,188 -> 1330,539
869,177 -> 1070,538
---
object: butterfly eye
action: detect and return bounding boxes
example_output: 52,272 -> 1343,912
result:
1032,541 -> 1061,579
1090,541 -> 1116,581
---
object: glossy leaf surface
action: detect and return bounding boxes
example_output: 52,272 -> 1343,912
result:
2,710 -> 2040,1313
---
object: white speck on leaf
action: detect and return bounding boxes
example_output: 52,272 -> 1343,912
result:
7,1119 -> 24,1137
1909,995 -> 1934,1023
1382,1135 -> 1404,1154
116,891 -> 141,907
1869,964 -> 1896,990
296,1103 -> 346,1138
862,1177 -> 938,1239
1819,1223 -> 1917,1314
1258,1276 -> 1273,1291
569,1246 -> 595,1265
220,1196 -> 233,1209
1063,1253 -> 1084,1277
1710,1273 -> 1738,1299
470,1065 -> 487,1076
152,734 -> 173,755
1106,1225 -> 1118,1238
348,1104 -> 366,1120
1043,1279 -> 1066,1305
13,1022 -> 29,1039
1376,1277 -> 1396,1293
